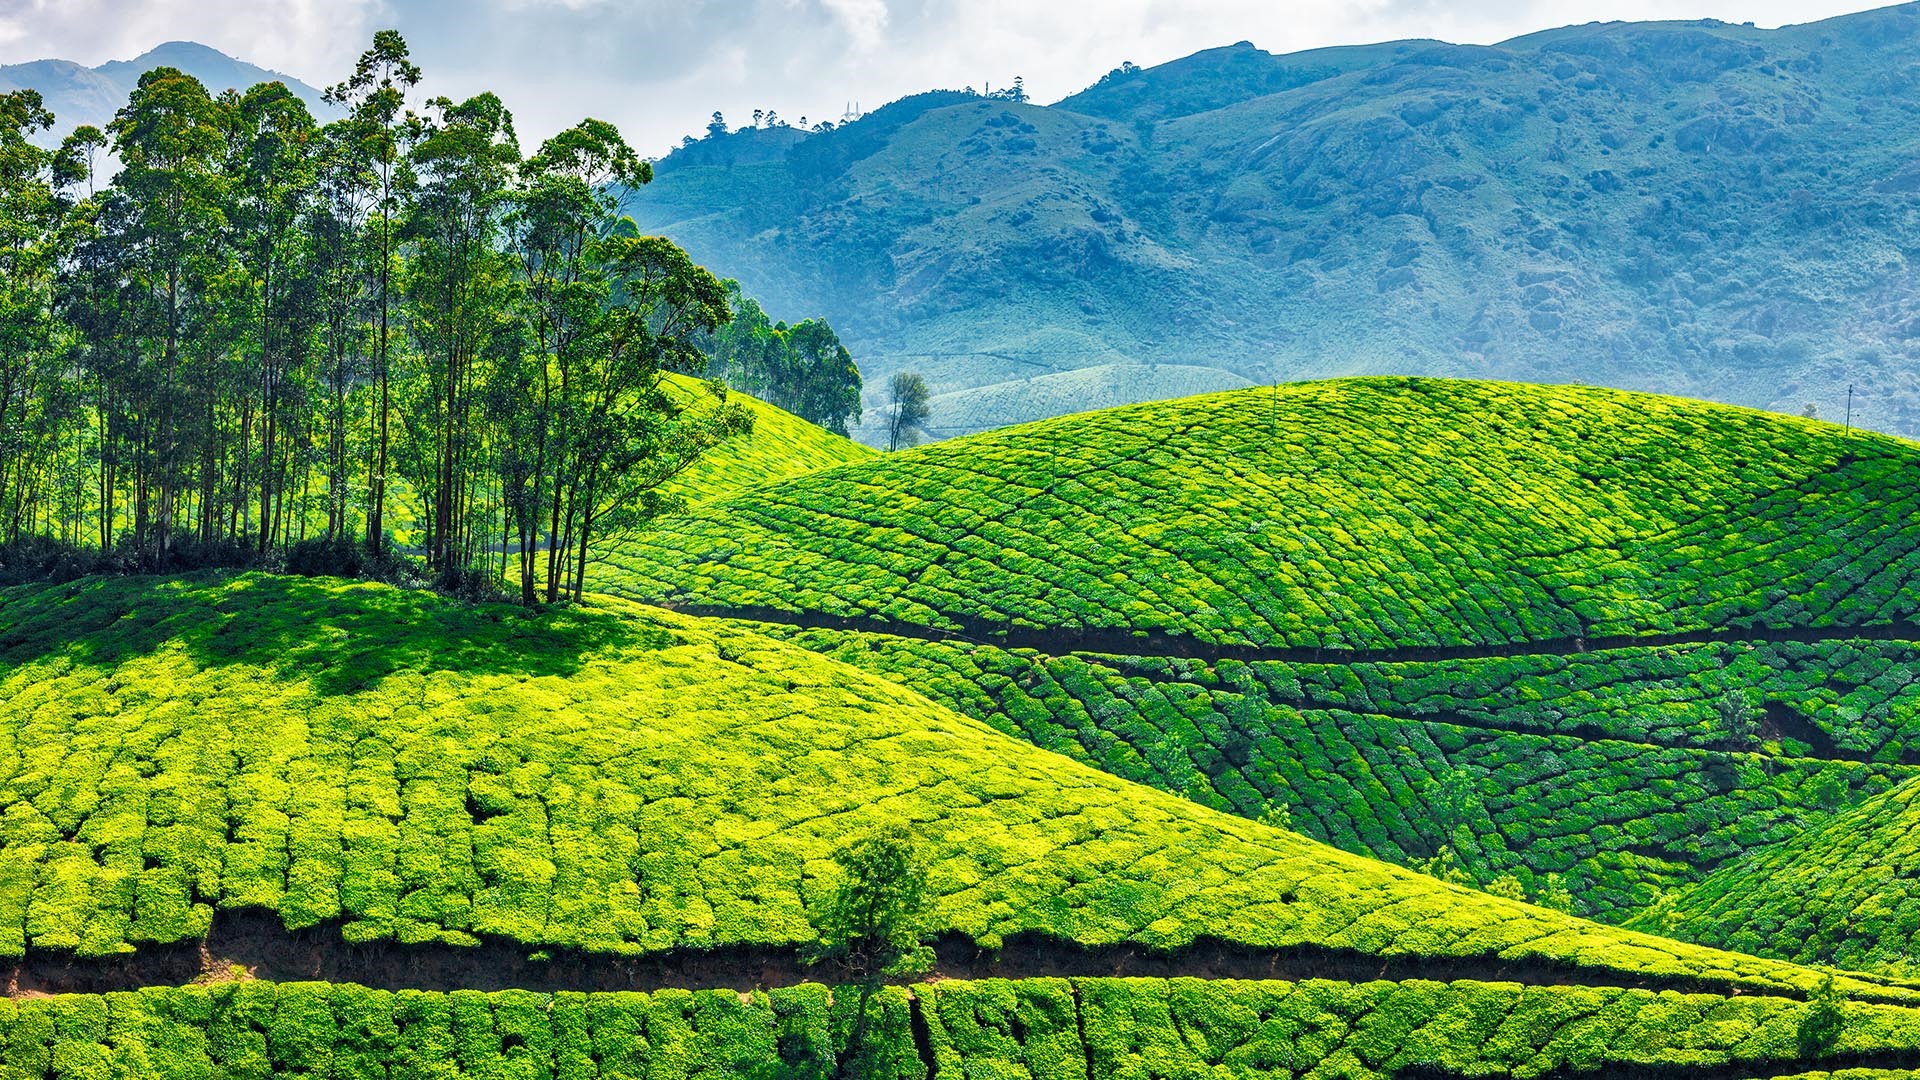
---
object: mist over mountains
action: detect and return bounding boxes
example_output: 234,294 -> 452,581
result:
7,10 -> 1920,442
0,40 -> 334,139
625,2 -> 1920,440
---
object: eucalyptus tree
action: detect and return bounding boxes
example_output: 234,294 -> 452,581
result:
308,119 -> 375,541
98,66 -> 229,561
884,371 -> 930,451
0,91 -> 65,544
327,30 -> 421,554
782,317 -> 862,435
401,91 -> 520,577
501,117 -> 646,602
552,233 -> 750,601
224,81 -> 320,551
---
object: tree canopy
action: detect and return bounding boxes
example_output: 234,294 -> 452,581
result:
0,33 -> 862,602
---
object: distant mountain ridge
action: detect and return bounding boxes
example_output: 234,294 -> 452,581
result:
0,41 -> 335,137
625,2 -> 1920,442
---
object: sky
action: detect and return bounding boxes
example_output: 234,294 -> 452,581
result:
0,0 -> 1900,156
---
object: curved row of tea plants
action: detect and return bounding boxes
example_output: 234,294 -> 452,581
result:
605,379 -> 1920,652
759,626 -> 1913,920
0,573 -> 1896,1000
1643,777 -> 1920,975
4,975 -> 1920,1079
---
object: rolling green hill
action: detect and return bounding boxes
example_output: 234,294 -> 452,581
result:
659,374 -> 877,505
1639,776 -> 1920,974
605,379 -> 1920,652
626,4 -> 1920,440
757,625 -> 1919,922
0,571 -> 1893,999
603,379 -> 1920,921
12,572 -> 1920,1077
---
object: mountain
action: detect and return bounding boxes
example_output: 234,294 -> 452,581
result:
622,3 -> 1920,442
0,41 -> 335,137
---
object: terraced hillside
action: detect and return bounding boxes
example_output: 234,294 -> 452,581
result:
10,573 -> 1920,1076
1641,776 -> 1920,974
15,976 -> 1920,1079
604,379 -> 1920,917
0,572 -> 1860,990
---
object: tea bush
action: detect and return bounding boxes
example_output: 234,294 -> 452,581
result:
606,379 -> 1920,651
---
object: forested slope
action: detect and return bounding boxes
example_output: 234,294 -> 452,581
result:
626,4 -> 1920,440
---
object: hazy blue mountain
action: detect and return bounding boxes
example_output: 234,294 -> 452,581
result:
0,41 -> 336,138
626,3 -> 1920,441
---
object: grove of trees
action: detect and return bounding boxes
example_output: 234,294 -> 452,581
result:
0,32 -> 858,603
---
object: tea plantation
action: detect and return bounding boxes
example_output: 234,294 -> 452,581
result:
755,625 -> 1919,920
604,379 -> 1920,651
1642,776 -> 1920,974
598,380 -> 1920,933
656,374 -> 877,506
9,380 -> 1920,1078
12,976 -> 1920,1079
1,572 -> 1885,1000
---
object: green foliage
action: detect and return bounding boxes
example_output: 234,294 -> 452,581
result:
808,826 -> 934,979
0,34 -> 769,606
1801,976 -> 1849,1057
0,975 -> 1909,1079
606,380 -> 1920,652
0,572 -> 1895,1001
702,284 -> 864,437
762,624 -> 1913,920
1645,775 -> 1920,973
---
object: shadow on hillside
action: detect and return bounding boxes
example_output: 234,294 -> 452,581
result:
0,572 -> 676,695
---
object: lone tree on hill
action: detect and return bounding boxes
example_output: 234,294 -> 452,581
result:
808,824 -> 933,1077
884,372 -> 931,451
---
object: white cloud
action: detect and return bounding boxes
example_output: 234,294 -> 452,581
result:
0,0 -> 1900,156
819,0 -> 889,49
0,0 -> 380,83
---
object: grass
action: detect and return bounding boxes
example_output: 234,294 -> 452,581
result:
1641,776 -> 1920,974
8,976 -> 1920,1079
0,571 -> 1902,1002
757,623 -> 1917,921
605,379 -> 1920,651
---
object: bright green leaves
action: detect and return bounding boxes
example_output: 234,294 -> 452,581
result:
0,571 -> 1888,1000
604,379 -> 1920,652
0,977 -> 1905,1080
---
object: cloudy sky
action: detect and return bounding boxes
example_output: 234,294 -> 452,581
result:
0,0 -> 1897,155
